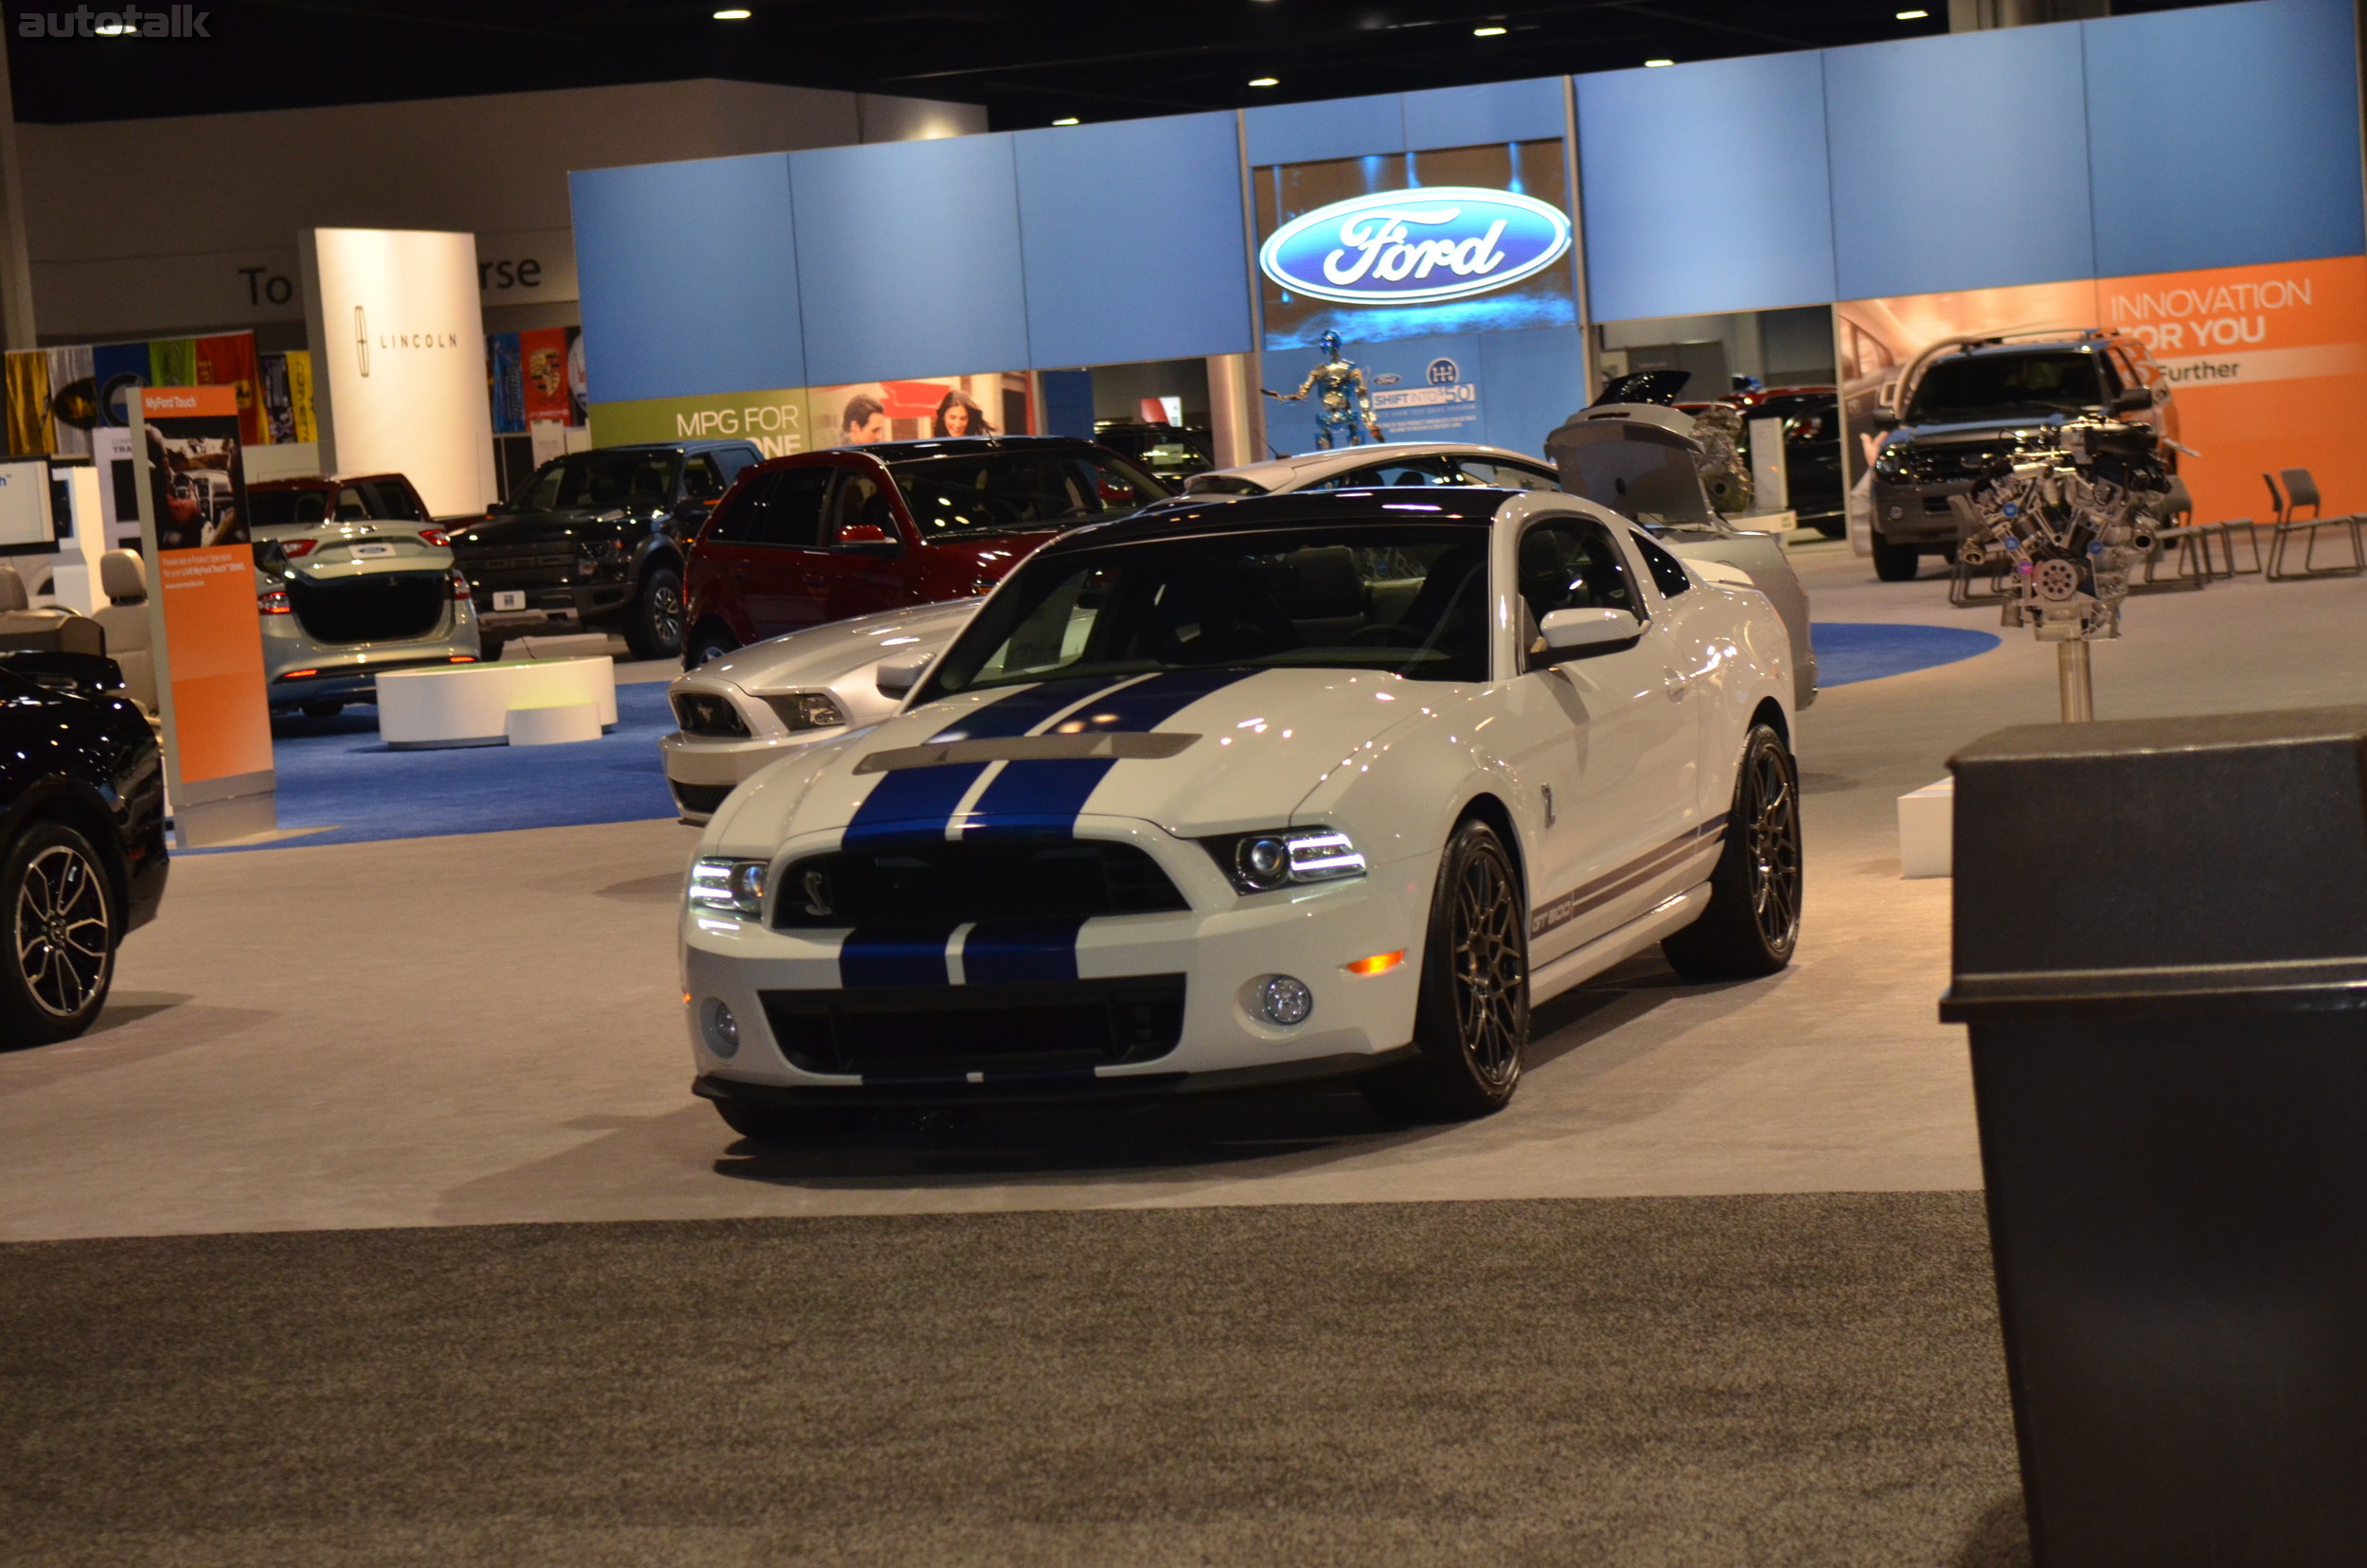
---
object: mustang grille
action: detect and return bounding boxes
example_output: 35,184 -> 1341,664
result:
672,692 -> 749,737
773,839 -> 1188,929
286,571 -> 447,646
761,976 -> 1186,1077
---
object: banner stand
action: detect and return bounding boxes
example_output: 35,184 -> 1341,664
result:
128,385 -> 276,849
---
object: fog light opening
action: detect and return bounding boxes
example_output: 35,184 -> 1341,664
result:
703,999 -> 741,1057
1344,951 -> 1404,977
1259,975 -> 1313,1026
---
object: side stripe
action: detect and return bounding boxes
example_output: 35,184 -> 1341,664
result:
839,923 -> 960,989
1531,814 -> 1729,939
961,918 -> 1089,985
962,668 -> 1258,840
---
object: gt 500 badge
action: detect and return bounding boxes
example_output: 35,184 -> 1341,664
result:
1258,186 -> 1572,307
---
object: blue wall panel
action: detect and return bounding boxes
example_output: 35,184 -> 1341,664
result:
1402,77 -> 1567,151
569,154 -> 802,402
1479,326 -> 1589,454
2085,0 -> 2365,276
789,134 -> 1030,384
1824,24 -> 2095,299
1244,93 -> 1407,167
1577,54 -> 1838,322
1014,114 -> 1253,367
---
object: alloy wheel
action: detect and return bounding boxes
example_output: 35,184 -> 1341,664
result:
1745,742 -> 1802,952
649,581 -> 685,647
1450,842 -> 1524,1086
14,844 -> 111,1019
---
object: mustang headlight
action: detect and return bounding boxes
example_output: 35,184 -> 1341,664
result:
765,691 -> 846,731
689,857 -> 768,918
1203,827 -> 1366,895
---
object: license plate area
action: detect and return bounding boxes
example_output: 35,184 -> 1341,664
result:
492,590 -> 526,612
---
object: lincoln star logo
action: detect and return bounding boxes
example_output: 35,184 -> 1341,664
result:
1258,186 -> 1572,307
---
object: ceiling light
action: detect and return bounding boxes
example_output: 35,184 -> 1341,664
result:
1249,77 -> 1280,88
1473,26 -> 1506,36
1896,8 -> 1930,17
1052,117 -> 1079,126
712,8 -> 751,18
1644,58 -> 1675,67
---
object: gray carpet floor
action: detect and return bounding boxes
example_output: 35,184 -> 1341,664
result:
1,1194 -> 2027,1567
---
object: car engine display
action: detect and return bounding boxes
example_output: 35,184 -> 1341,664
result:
1952,416 -> 2170,719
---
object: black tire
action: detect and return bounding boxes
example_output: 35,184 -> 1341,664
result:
625,565 -> 685,661
714,1101 -> 873,1144
300,701 -> 344,719
1,821 -> 116,1046
1360,817 -> 1528,1122
1662,724 -> 1802,980
1871,537 -> 1922,581
683,622 -> 738,670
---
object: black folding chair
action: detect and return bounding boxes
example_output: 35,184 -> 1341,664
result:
2265,468 -> 2364,579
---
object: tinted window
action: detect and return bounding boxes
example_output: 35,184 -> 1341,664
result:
1313,454 -> 1462,489
249,488 -> 329,527
517,451 -> 681,512
1455,458 -> 1558,491
1628,529 -> 1693,597
929,524 -> 1493,695
683,455 -> 727,501
710,466 -> 833,546
1906,351 -> 2105,421
889,451 -> 1164,541
1518,521 -> 1641,668
335,486 -> 370,521
824,472 -> 896,546
715,448 -> 758,481
366,480 -> 424,521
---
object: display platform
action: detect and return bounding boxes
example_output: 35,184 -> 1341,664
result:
1810,623 -> 2000,687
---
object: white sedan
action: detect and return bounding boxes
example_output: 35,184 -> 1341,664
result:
679,486 -> 1802,1142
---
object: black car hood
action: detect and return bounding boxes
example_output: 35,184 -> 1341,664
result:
451,509 -> 644,546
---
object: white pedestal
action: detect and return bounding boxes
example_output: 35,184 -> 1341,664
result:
1899,776 -> 1953,880
506,702 -> 603,746
378,657 -> 618,749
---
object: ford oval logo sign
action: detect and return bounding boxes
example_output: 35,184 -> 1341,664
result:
1258,186 -> 1573,307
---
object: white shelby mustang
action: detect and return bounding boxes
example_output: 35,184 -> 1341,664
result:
681,487 -> 1802,1142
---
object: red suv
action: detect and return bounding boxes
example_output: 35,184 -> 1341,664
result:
679,437 -> 1169,667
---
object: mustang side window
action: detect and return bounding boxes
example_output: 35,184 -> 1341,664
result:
1517,520 -> 1642,669
1628,529 -> 1693,598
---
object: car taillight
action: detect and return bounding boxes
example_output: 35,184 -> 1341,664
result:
419,527 -> 450,546
258,587 -> 292,615
281,539 -> 316,558
450,568 -> 472,599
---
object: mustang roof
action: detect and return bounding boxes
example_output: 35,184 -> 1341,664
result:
1045,486 -> 1513,555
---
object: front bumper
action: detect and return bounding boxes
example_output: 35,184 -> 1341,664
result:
661,729 -> 843,822
471,580 -> 634,633
1872,479 -> 1973,548
681,817 -> 1433,1103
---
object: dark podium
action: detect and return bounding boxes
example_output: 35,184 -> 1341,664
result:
1944,705 -> 2367,1568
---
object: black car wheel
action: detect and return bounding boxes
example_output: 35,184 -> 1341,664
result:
627,566 -> 685,661
1361,817 -> 1528,1122
1872,538 -> 1922,581
2,821 -> 116,1045
1663,724 -> 1802,980
684,623 -> 738,670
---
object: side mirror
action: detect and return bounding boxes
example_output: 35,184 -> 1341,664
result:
2110,387 -> 2154,415
1868,408 -> 1901,433
1538,607 -> 1643,656
835,523 -> 902,557
876,648 -> 934,698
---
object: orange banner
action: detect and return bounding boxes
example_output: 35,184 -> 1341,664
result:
155,546 -> 272,787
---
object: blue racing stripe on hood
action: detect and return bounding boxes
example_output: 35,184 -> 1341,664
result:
841,675 -> 1126,848
961,667 -> 1257,839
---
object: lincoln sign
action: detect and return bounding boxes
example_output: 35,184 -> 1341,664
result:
1257,187 -> 1574,307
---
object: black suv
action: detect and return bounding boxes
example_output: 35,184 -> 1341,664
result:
0,650 -> 169,1044
1867,333 -> 2171,581
450,438 -> 763,659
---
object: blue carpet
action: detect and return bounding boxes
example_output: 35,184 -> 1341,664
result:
1811,622 -> 1999,688
194,681 -> 680,853
199,627 -> 2000,852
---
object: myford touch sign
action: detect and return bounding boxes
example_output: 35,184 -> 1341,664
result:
1257,187 -> 1573,307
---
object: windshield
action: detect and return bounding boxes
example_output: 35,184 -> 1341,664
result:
1907,351 -> 2103,422
513,451 -> 679,513
248,488 -> 329,528
888,450 -> 1168,541
927,523 -> 1492,697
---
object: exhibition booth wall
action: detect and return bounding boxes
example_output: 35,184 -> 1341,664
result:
573,0 -> 2361,484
